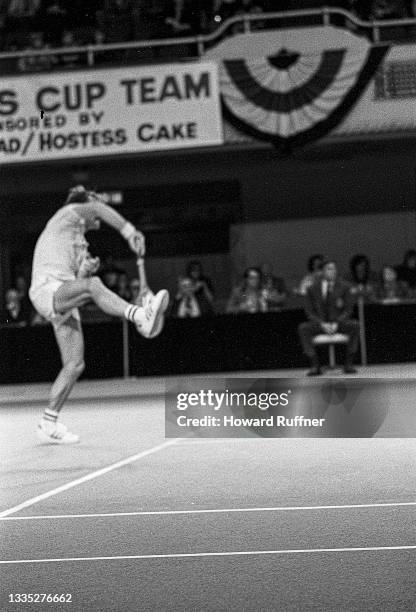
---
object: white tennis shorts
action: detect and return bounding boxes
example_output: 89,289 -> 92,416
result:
29,278 -> 80,327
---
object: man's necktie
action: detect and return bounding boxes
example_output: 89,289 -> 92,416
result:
185,296 -> 192,317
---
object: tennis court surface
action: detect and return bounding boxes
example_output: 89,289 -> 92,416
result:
1,366 -> 415,611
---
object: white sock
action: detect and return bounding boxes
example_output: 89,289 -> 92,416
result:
124,304 -> 140,323
41,409 -> 59,433
42,408 -> 58,424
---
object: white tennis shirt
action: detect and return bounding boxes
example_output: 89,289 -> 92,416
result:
30,204 -> 89,291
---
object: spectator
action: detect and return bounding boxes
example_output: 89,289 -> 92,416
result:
15,274 -> 29,301
171,276 -> 212,318
91,29 -> 107,64
2,288 -> 30,325
132,1 -> 167,40
163,0 -> 213,36
396,249 -> 416,294
235,0 -> 264,32
376,265 -> 409,303
186,0 -> 214,34
18,31 -> 57,72
369,0 -> 410,19
296,254 -> 324,296
348,254 -> 377,302
60,30 -> 82,69
260,262 -> 287,311
98,0 -> 134,44
14,274 -> 33,318
94,29 -> 106,45
39,0 -> 67,46
100,255 -> 123,292
368,0 -> 411,39
102,268 -> 120,291
6,0 -> 41,37
226,267 -> 267,314
117,271 -> 131,301
186,260 -> 214,309
298,260 -> 359,376
164,0 -> 192,36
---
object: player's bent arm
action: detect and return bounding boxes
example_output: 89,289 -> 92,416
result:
74,201 -> 128,233
74,201 -> 144,254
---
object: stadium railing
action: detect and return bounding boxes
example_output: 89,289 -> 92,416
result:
0,8 -> 415,73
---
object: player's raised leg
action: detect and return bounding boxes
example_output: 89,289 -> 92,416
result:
53,276 -> 169,338
54,276 -> 130,317
37,316 -> 85,444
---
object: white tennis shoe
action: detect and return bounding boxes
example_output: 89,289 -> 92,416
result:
134,289 -> 169,339
37,420 -> 80,445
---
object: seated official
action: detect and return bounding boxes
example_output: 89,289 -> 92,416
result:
298,261 -> 359,376
171,276 -> 213,318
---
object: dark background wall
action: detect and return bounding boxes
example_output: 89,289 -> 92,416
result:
1,137 -> 415,222
1,135 -> 415,296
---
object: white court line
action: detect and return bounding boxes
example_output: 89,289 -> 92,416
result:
1,546 -> 416,564
1,501 -> 415,521
180,439 -> 280,444
0,438 -> 179,519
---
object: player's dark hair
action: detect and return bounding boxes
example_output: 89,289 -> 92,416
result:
65,186 -> 89,205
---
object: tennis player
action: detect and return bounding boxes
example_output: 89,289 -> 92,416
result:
29,185 -> 169,444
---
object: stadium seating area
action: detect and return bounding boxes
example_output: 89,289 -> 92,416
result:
0,0 -> 414,56
3,250 -> 416,326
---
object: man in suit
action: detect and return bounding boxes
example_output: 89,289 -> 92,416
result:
298,260 -> 359,376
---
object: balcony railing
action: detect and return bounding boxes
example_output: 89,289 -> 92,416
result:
0,8 -> 415,74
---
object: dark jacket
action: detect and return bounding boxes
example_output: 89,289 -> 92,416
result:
305,279 -> 353,324
396,265 -> 416,288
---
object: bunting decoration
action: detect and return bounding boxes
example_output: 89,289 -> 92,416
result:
220,45 -> 389,149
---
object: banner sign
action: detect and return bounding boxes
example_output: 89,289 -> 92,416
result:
165,378 -> 416,438
0,61 -> 223,164
219,45 -> 388,149
206,28 -> 416,146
